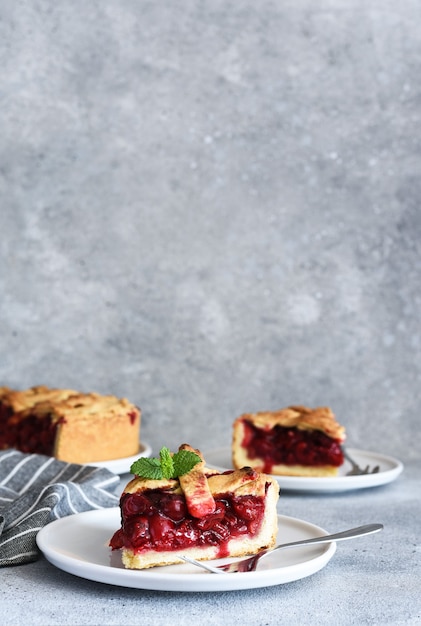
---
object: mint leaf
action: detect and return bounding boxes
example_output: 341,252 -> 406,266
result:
130,457 -> 163,480
130,447 -> 201,479
173,449 -> 201,477
160,446 -> 174,479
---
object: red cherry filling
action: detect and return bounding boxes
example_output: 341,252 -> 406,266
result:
128,410 -> 138,425
0,408 -> 64,456
0,404 -> 13,447
242,420 -> 343,473
110,486 -> 267,558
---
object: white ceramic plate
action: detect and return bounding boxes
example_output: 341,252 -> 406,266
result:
203,447 -> 403,493
36,509 -> 336,592
86,441 -> 152,474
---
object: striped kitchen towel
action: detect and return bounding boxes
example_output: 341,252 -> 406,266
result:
0,449 -> 120,567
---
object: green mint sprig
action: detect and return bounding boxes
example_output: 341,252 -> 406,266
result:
130,446 -> 201,479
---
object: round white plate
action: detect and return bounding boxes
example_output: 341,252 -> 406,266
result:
36,509 -> 336,592
86,441 -> 152,474
203,447 -> 403,493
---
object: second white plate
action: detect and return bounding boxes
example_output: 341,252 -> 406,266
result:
86,441 -> 151,474
203,447 -> 403,493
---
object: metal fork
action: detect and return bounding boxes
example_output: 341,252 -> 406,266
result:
179,523 -> 383,573
343,448 -> 380,476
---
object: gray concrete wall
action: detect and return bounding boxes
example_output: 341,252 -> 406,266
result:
1,1 -> 419,461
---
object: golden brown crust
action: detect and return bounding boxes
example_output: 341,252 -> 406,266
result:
235,405 -> 345,441
124,463 -> 273,500
1,386 -> 77,414
50,393 -> 137,418
123,475 -> 180,495
207,466 -> 269,497
53,395 -> 141,463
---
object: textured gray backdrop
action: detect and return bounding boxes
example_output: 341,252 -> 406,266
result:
0,1 -> 419,462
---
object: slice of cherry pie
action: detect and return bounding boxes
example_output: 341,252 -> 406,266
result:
109,444 -> 279,569
232,405 -> 346,477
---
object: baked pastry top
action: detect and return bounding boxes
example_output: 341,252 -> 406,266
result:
23,392 -> 139,422
239,405 -> 345,441
1,386 -> 77,415
124,462 -> 269,501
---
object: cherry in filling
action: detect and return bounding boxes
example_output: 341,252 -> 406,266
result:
110,485 -> 267,558
242,421 -> 343,472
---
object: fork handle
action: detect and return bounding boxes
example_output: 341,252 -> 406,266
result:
342,448 -> 362,469
272,523 -> 383,552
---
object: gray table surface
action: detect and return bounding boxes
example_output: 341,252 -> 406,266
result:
3,460 -> 419,626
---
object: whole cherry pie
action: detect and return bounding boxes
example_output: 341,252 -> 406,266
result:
0,385 -> 140,463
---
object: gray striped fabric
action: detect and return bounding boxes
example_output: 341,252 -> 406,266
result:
0,449 -> 120,567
